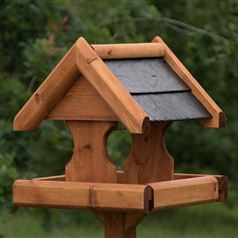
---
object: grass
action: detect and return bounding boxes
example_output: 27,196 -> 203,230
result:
1,198 -> 238,238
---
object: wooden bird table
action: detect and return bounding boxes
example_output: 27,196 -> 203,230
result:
13,36 -> 228,238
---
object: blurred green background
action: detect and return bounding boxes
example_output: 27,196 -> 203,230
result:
0,0 -> 237,237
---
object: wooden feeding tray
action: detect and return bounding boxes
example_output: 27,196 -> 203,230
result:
13,173 -> 227,212
12,36 -> 227,238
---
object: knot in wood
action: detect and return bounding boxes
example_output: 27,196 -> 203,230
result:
82,143 -> 91,150
86,55 -> 98,64
35,93 -> 43,103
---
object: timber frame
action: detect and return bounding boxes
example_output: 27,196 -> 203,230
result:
13,36 -> 227,238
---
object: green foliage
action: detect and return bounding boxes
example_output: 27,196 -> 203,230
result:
0,0 -> 237,233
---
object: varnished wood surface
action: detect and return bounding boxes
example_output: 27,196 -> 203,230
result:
13,43 -> 79,131
76,37 -> 149,134
92,43 -> 165,59
47,76 -> 117,121
13,180 -> 152,211
174,173 -> 228,202
65,121 -> 117,183
150,176 -> 219,209
123,122 -> 174,184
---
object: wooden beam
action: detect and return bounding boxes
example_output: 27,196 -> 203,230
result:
152,36 -> 226,128
76,37 -> 149,134
13,43 -> 80,131
174,173 -> 228,202
13,180 -> 153,212
150,176 -> 219,210
92,43 -> 165,59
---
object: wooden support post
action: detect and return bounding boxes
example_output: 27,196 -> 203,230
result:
65,121 -> 117,183
123,122 -> 174,184
96,212 -> 145,238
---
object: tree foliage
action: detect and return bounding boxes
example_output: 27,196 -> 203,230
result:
0,0 -> 237,225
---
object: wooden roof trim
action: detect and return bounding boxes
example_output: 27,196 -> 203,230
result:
152,36 -> 226,128
13,43 -> 80,131
92,43 -> 165,59
76,37 -> 150,134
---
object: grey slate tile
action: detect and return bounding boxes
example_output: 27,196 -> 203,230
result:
133,92 -> 211,121
104,58 -> 189,94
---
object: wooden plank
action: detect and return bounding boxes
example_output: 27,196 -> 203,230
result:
13,43 -> 79,131
65,121 -> 117,183
92,43 -> 165,59
174,173 -> 228,202
152,36 -> 226,128
76,37 -> 149,134
150,176 -> 219,210
123,122 -> 174,184
47,76 -> 117,121
32,173 -> 228,202
13,180 -> 152,212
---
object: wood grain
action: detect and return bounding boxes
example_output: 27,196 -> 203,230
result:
123,122 -> 174,184
65,121 -> 117,183
92,43 -> 165,59
13,180 -> 152,211
76,37 -> 149,134
47,76 -> 117,121
150,176 -> 219,209
13,43 -> 79,131
174,173 -> 228,202
152,36 -> 226,128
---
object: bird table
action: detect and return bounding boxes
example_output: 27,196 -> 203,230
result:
13,36 -> 228,238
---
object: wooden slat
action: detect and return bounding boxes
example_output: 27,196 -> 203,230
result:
150,176 -> 219,210
47,76 -> 117,121
174,173 -> 228,202
92,43 -> 164,59
13,180 -> 152,212
13,43 -> 79,131
152,36 -> 226,128
76,37 -> 149,134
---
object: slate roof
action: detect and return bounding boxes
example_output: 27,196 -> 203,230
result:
104,58 -> 211,121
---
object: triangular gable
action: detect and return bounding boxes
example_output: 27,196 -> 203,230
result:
47,75 -> 118,121
13,37 -> 149,133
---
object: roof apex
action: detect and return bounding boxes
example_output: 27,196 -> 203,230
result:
13,37 -> 149,133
